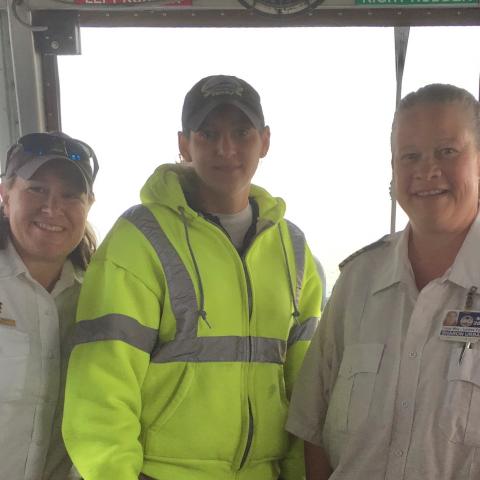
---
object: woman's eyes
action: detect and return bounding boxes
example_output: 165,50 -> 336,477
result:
399,147 -> 459,163
64,192 -> 84,200
27,186 -> 83,200
236,128 -> 251,138
27,185 -> 47,194
197,128 -> 252,140
198,130 -> 215,140
439,147 -> 458,157
400,152 -> 419,162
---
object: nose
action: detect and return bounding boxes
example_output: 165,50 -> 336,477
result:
216,132 -> 236,158
41,194 -> 62,215
414,152 -> 441,181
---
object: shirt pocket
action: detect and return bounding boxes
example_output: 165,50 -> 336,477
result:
326,343 -> 384,433
0,327 -> 30,400
439,346 -> 480,447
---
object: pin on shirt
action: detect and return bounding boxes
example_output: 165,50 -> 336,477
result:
438,286 -> 479,364
0,301 -> 16,327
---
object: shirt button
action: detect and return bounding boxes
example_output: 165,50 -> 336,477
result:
47,350 -> 54,359
395,449 -> 404,457
401,400 -> 409,408
408,352 -> 417,358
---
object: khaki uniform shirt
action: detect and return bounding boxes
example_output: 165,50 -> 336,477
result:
0,241 -> 82,479
286,216 -> 480,480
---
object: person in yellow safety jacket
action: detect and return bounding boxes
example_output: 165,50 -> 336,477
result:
62,74 -> 323,480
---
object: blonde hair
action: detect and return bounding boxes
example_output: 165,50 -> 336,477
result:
391,83 -> 480,150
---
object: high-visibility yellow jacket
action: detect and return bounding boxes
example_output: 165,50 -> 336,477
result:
62,164 -> 322,480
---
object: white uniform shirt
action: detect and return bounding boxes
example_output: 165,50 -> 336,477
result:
286,215 -> 480,480
0,240 -> 82,480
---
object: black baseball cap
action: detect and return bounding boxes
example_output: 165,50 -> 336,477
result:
4,132 -> 98,193
181,75 -> 265,133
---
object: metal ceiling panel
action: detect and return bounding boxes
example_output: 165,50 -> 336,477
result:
21,0 -> 480,27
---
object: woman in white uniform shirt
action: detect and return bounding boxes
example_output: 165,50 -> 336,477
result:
0,132 -> 97,479
286,84 -> 480,480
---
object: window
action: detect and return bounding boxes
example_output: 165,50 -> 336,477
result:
59,25 -> 479,293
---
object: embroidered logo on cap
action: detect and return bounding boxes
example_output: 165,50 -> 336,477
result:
201,77 -> 244,98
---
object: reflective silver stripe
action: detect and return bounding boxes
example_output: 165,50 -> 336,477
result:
286,220 -> 306,306
314,256 -> 327,309
122,205 -> 198,339
287,316 -> 319,347
73,314 -> 158,353
151,336 -> 287,364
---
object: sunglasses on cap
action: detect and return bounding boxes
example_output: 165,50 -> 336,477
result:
4,132 -> 99,183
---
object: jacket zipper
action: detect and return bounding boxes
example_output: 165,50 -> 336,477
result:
200,217 -> 271,470
239,399 -> 254,468
239,255 -> 254,469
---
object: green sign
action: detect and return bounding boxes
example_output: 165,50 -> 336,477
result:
356,0 -> 477,5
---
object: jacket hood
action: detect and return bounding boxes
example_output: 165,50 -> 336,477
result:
140,163 -> 286,224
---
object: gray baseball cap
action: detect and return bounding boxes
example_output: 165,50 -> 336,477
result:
4,132 -> 98,193
181,75 -> 265,133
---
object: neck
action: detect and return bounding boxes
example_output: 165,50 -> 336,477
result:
408,227 -> 470,291
11,239 -> 64,292
192,187 -> 250,215
26,259 -> 64,292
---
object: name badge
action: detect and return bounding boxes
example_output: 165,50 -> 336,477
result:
0,317 -> 16,327
439,309 -> 480,342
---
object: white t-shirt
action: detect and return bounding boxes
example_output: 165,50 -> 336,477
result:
212,203 -> 253,250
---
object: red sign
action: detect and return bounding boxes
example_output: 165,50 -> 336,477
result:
74,0 -> 192,5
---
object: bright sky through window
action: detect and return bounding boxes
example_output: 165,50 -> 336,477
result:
58,26 -> 480,293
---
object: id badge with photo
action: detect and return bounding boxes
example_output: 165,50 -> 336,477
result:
439,309 -> 480,342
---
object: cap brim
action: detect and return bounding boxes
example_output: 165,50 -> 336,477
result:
15,155 -> 91,192
188,98 -> 264,132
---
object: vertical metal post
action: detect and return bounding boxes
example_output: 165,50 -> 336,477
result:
41,53 -> 61,131
0,10 -> 20,168
6,0 -> 45,136
391,26 -> 410,234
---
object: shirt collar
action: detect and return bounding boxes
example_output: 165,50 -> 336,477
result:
0,237 -> 83,294
446,213 -> 480,290
0,238 -> 29,277
371,226 -> 414,294
50,260 -> 83,298
371,213 -> 480,294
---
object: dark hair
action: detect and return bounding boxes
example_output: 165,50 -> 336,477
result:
391,83 -> 480,150
0,176 -> 96,271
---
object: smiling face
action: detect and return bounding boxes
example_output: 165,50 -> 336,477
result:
1,160 -> 93,270
178,104 -> 270,213
392,101 -> 480,237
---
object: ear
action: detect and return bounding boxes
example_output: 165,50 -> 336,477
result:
0,183 -> 10,217
476,150 -> 480,196
389,177 -> 396,201
259,126 -> 271,159
390,153 -> 396,197
87,193 -> 95,212
178,131 -> 192,163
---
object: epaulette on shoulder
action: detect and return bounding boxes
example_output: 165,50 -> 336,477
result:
339,235 -> 390,270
